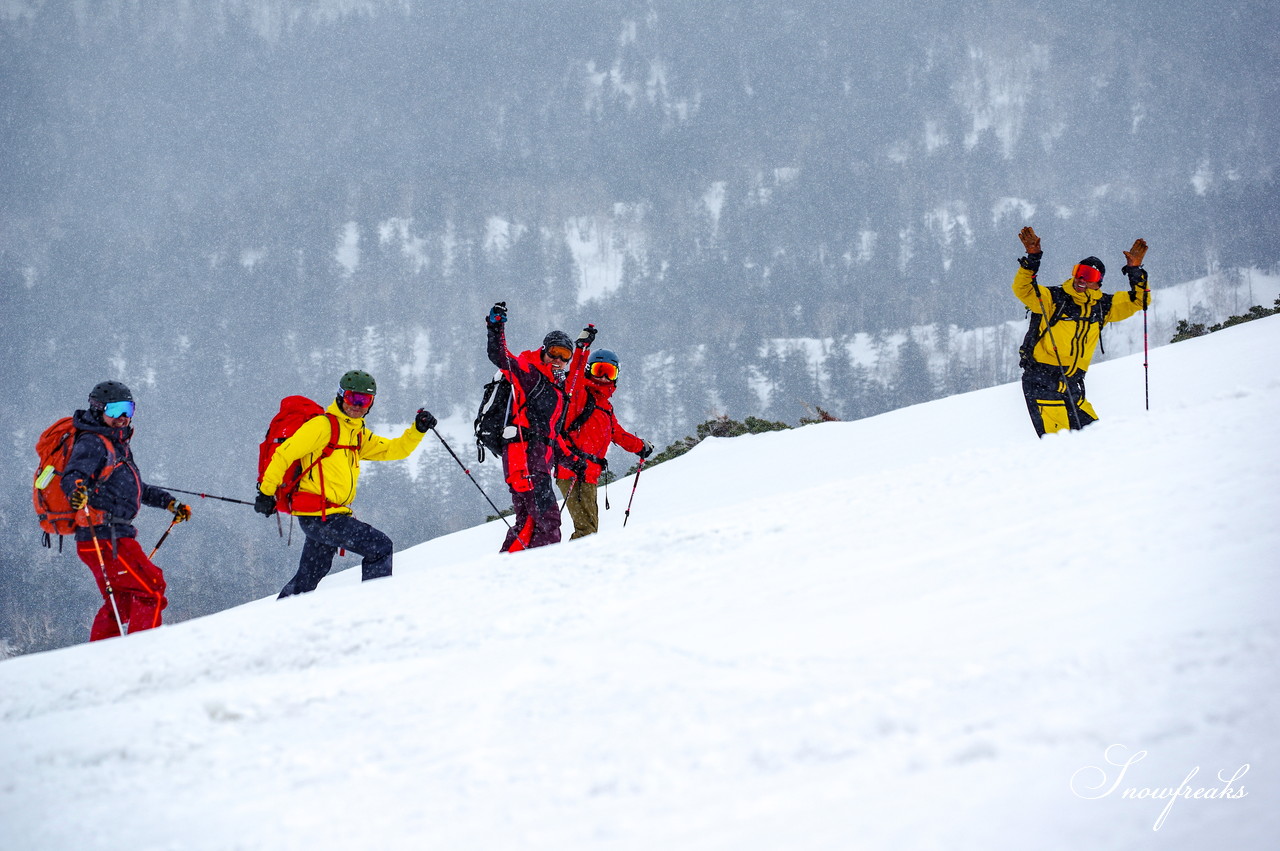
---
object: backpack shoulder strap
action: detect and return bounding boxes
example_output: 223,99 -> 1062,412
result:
72,430 -> 120,482
1097,292 -> 1114,324
1026,285 -> 1068,345
96,433 -> 120,479
566,392 -> 598,434
1095,292 -> 1115,354
307,413 -> 361,459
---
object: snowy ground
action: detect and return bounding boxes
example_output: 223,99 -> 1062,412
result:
2,316 -> 1278,851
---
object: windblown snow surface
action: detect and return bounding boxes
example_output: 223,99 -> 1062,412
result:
2,317 -> 1278,850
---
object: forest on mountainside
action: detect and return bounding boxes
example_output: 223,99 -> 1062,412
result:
3,0 -> 1277,654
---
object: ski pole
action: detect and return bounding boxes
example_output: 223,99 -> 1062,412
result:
623,460 -> 644,527
559,477 -> 577,515
431,428 -> 512,528
1142,294 -> 1150,411
149,517 -> 179,559
81,498 -> 126,636
152,485 -> 256,506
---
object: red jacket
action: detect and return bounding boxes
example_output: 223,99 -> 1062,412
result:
557,370 -> 644,485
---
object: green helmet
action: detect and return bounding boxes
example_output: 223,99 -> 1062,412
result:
339,370 -> 377,395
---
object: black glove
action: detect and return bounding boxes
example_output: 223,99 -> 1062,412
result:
487,302 -> 507,326
1124,266 -> 1150,306
415,408 -> 437,433
69,482 -> 89,510
637,440 -> 654,460
254,490 -> 276,517
576,325 -> 597,349
167,500 -> 192,523
1018,252 -> 1042,272
563,456 -> 587,478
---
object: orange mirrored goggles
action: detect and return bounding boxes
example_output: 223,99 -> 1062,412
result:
588,361 -> 619,381
1072,264 -> 1103,285
545,346 -> 572,363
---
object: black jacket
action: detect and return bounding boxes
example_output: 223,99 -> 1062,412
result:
486,325 -> 567,444
60,409 -> 173,542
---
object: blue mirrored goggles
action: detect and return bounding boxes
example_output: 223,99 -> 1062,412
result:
103,400 -> 135,419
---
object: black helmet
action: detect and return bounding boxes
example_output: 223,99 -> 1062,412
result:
88,380 -> 133,408
542,330 -> 572,353
339,370 -> 377,395
1078,256 -> 1106,279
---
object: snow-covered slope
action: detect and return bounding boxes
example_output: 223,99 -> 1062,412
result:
2,317 -> 1278,851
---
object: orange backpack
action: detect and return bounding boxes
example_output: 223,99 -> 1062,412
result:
33,417 -> 116,549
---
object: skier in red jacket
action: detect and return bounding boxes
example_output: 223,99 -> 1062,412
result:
556,336 -> 653,539
486,302 -> 578,552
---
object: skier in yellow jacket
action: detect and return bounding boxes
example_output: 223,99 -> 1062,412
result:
1013,226 -> 1151,436
256,370 -> 436,597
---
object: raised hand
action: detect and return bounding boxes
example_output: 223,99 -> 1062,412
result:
1018,226 -> 1042,254
1123,238 -> 1148,268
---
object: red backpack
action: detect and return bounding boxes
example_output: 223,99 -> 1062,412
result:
257,396 -> 360,516
33,417 -> 117,549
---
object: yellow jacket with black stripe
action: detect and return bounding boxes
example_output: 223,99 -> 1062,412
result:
1013,266 -> 1150,376
259,401 -> 424,516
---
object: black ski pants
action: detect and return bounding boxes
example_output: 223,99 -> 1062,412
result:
1021,362 -> 1097,437
278,513 -> 393,599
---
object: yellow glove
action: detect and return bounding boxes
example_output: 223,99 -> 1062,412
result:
70,483 -> 89,511
168,500 -> 192,523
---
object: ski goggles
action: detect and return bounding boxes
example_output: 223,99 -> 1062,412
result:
1072,264 -> 1103,286
103,400 -> 135,419
544,346 -> 572,363
340,389 -> 375,409
587,361 -> 619,382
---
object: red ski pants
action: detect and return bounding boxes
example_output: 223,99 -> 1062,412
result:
76,536 -> 168,641
500,441 -> 561,553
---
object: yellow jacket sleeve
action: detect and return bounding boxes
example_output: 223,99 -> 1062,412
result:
1105,287 -> 1150,323
1012,265 -> 1050,313
360,425 -> 425,462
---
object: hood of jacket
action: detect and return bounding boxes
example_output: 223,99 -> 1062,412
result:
582,375 -> 618,402
72,408 -> 132,446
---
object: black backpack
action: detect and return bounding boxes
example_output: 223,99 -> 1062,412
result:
1018,286 -> 1113,370
474,370 -> 514,462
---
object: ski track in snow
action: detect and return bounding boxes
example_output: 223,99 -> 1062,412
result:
2,318 -> 1278,850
